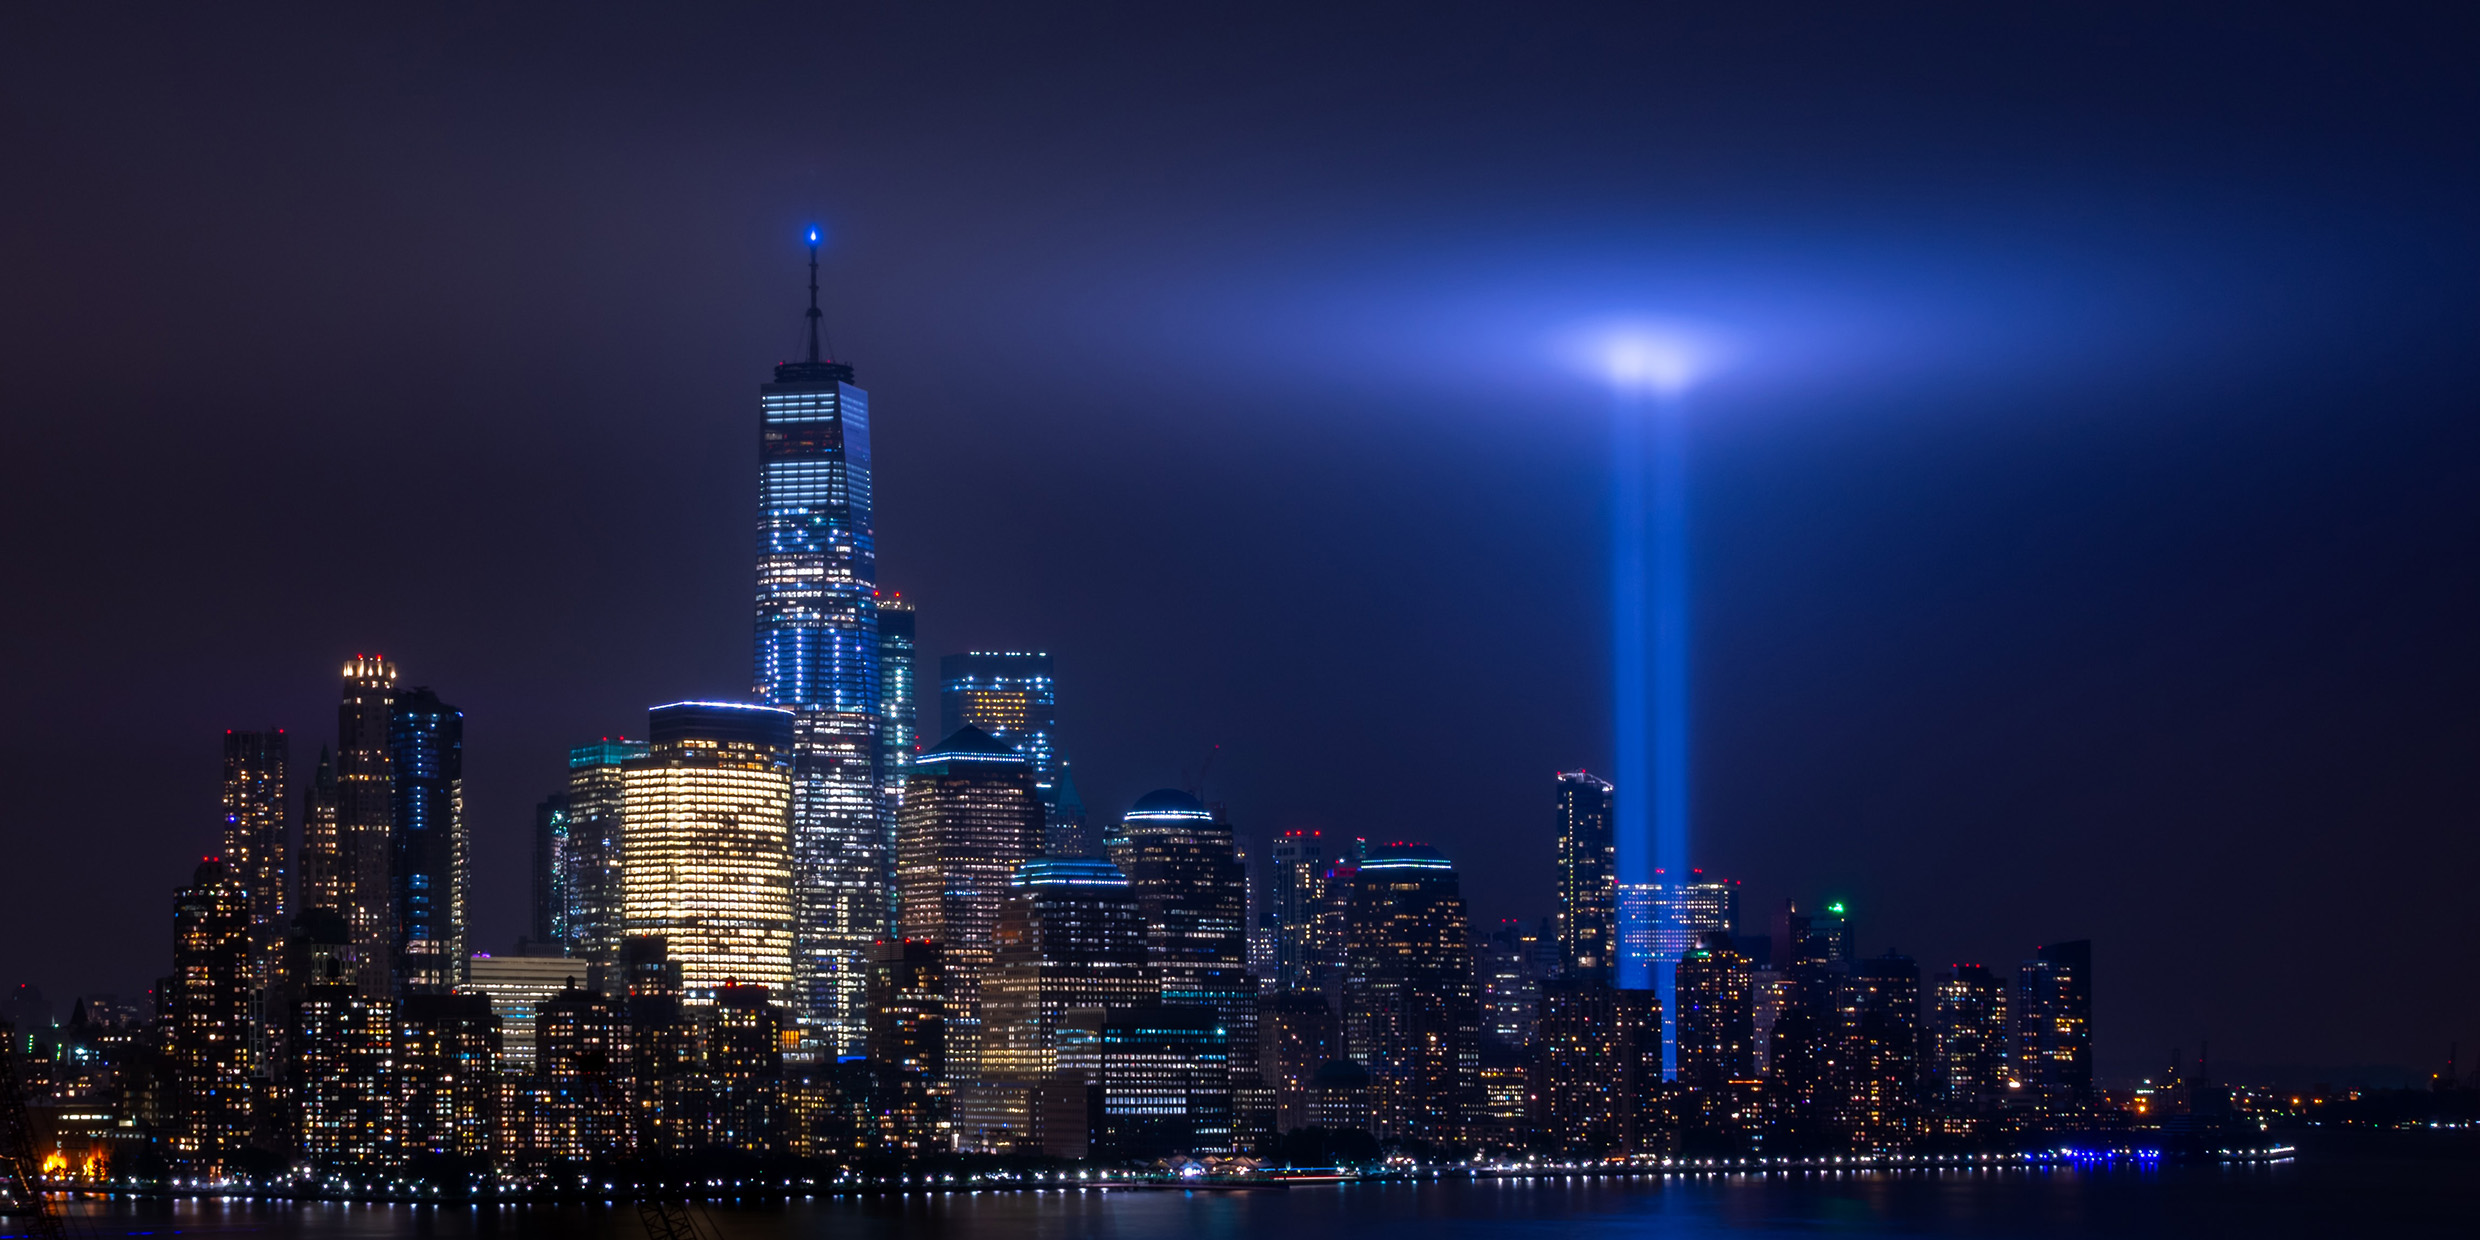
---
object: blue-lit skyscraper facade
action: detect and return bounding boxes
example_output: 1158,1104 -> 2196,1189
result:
940,651 -> 1073,845
877,591 -> 918,806
389,685 -> 467,995
756,324 -> 885,1053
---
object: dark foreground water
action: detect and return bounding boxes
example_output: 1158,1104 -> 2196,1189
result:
38,1153 -> 2480,1239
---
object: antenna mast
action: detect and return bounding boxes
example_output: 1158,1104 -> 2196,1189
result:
805,227 -> 823,364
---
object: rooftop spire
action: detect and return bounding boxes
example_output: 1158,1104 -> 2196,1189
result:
805,226 -> 823,364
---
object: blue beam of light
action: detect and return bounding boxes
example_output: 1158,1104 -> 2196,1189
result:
1611,360 -> 1696,1074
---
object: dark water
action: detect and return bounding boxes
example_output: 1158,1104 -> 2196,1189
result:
40,1154 -> 2480,1240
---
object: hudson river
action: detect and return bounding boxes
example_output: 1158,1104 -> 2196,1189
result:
41,1151 -> 2480,1239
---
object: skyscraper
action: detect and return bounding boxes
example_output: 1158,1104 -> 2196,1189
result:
1555,770 -> 1616,984
979,858 -> 1153,1086
1341,843 -> 1479,1144
562,738 -> 647,971
754,232 -> 886,1051
940,651 -> 1075,847
396,993 -> 499,1160
1533,979 -> 1665,1156
1477,920 -> 1544,1052
530,794 -> 569,949
1675,930 -> 1755,1090
1929,963 -> 2011,1132
2015,939 -> 2093,1117
895,724 -> 1045,1068
1618,869 -> 1740,979
530,981 -> 635,1164
1620,868 -> 1739,1074
336,656 -> 397,993
876,591 -> 917,806
299,746 -> 341,924
1269,829 -> 1342,994
219,730 -> 288,977
619,702 -> 798,1001
390,686 -> 467,994
293,968 -> 397,1169
1839,952 -> 1924,1150
166,859 -> 255,1173
1107,790 -> 1256,1108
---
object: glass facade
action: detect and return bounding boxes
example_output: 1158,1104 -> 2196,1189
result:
979,859 -> 1152,1085
390,685 -> 467,995
561,738 -> 647,970
619,702 -> 798,1002
876,591 -> 917,805
894,725 -> 1046,1071
1340,845 -> 1479,1145
1107,790 -> 1256,1098
1555,770 -> 1616,984
756,354 -> 886,1054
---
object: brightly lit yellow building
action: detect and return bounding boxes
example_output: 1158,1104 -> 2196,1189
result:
621,702 -> 797,1002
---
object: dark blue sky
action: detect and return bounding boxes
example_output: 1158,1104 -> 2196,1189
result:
3,2 -> 2474,1081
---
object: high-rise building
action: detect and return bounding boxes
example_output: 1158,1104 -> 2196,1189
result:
1618,869 -> 1740,978
219,730 -> 288,976
876,591 -> 917,805
562,738 -> 647,971
979,859 -> 1152,1086
619,935 -> 708,1158
336,655 -> 398,993
1269,830 -> 1334,993
896,724 -> 1046,1067
754,239 -> 886,1052
1555,771 -> 1616,984
866,939 -> 948,1082
390,686 -> 467,994
1675,931 -> 1755,1090
1257,990 -> 1336,1134
166,860 -> 255,1172
299,746 -> 342,923
1929,963 -> 2010,1131
458,953 -> 579,1075
1058,1004 -> 1232,1160
1533,980 -> 1665,1156
1046,767 -> 1094,859
293,974 -> 397,1169
1837,952 -> 1923,1151
2015,939 -> 2092,1118
619,702 -> 798,1002
1108,790 -> 1256,1110
531,981 -> 634,1164
396,993 -> 499,1160
1477,919 -> 1548,1052
709,983 -> 787,1155
1774,898 -> 1853,969
1340,844 -> 1478,1144
938,652 -> 1058,778
939,651 -> 1079,851
1619,868 -> 1739,1074
530,794 -> 569,949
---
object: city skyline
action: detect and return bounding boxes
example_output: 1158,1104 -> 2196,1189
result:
4,3 -> 2476,1093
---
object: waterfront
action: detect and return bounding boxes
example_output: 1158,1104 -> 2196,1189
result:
35,1149 -> 2480,1240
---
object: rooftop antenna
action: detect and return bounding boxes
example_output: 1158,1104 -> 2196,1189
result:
805,226 -> 824,364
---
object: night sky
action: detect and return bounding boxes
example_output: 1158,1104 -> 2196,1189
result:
3,3 -> 2475,1083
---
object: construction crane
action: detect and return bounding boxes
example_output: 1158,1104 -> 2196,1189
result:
0,1022 -> 65,1240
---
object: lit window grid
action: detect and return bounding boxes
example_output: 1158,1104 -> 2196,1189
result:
621,760 -> 797,1001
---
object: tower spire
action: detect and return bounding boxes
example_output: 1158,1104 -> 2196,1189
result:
805,226 -> 823,364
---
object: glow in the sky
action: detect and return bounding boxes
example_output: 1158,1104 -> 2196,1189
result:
1570,321 -> 1735,395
